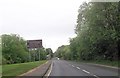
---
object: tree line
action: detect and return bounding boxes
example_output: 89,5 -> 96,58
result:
1,34 -> 53,65
55,2 -> 120,61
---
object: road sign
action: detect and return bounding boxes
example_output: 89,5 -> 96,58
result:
27,39 -> 43,49
27,39 -> 43,62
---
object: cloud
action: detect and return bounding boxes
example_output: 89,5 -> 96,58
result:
0,0 -> 85,52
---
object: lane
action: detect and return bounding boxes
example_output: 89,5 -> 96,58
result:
67,60 -> 119,76
50,60 -> 90,76
49,60 -> 119,78
50,60 -> 91,76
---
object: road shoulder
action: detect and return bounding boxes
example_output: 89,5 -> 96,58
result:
20,60 -> 52,76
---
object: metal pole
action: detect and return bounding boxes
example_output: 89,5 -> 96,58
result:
34,48 -> 35,61
29,49 -> 31,62
39,48 -> 40,61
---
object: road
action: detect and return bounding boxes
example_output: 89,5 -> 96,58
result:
49,59 -> 119,78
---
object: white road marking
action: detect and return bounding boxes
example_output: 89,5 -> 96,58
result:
69,64 -> 99,78
93,75 -> 100,78
93,75 -> 97,77
76,67 -> 81,70
82,69 -> 99,78
82,70 -> 90,74
72,65 -> 75,67
46,62 -> 53,77
86,63 -> 120,69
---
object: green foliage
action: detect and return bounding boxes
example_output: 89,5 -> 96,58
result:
72,2 -> 119,61
2,34 -> 29,64
1,34 -> 50,64
55,45 -> 72,60
2,60 -> 47,76
0,37 -> 2,65
55,2 -> 119,62
39,48 -> 47,60
30,48 -> 47,61
46,48 -> 53,59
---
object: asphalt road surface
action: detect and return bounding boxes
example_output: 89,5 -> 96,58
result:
49,59 -> 119,78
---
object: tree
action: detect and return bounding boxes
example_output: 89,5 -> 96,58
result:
2,34 -> 29,64
71,2 -> 120,61
55,2 -> 120,61
46,48 -> 53,59
55,45 -> 71,60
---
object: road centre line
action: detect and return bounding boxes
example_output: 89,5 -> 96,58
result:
70,64 -> 99,78
82,69 -> 90,74
72,65 -> 75,67
82,69 -> 99,78
93,75 -> 99,78
76,67 -> 81,70
46,62 -> 53,77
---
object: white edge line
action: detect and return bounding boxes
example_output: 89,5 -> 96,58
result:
86,63 -> 120,69
47,62 -> 53,76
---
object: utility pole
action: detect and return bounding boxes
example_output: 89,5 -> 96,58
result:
34,48 -> 36,61
27,39 -> 42,62
38,48 -> 40,61
29,49 -> 31,62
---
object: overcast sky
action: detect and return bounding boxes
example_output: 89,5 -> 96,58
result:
0,0 -> 88,52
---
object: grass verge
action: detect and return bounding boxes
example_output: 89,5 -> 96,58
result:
0,65 -> 2,77
79,60 -> 119,67
2,60 -> 47,76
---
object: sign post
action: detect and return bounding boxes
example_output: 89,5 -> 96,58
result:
27,39 -> 43,62
28,49 -> 31,62
39,49 -> 40,61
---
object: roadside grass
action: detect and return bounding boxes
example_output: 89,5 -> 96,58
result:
79,60 -> 119,67
2,60 -> 47,76
0,65 -> 2,77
